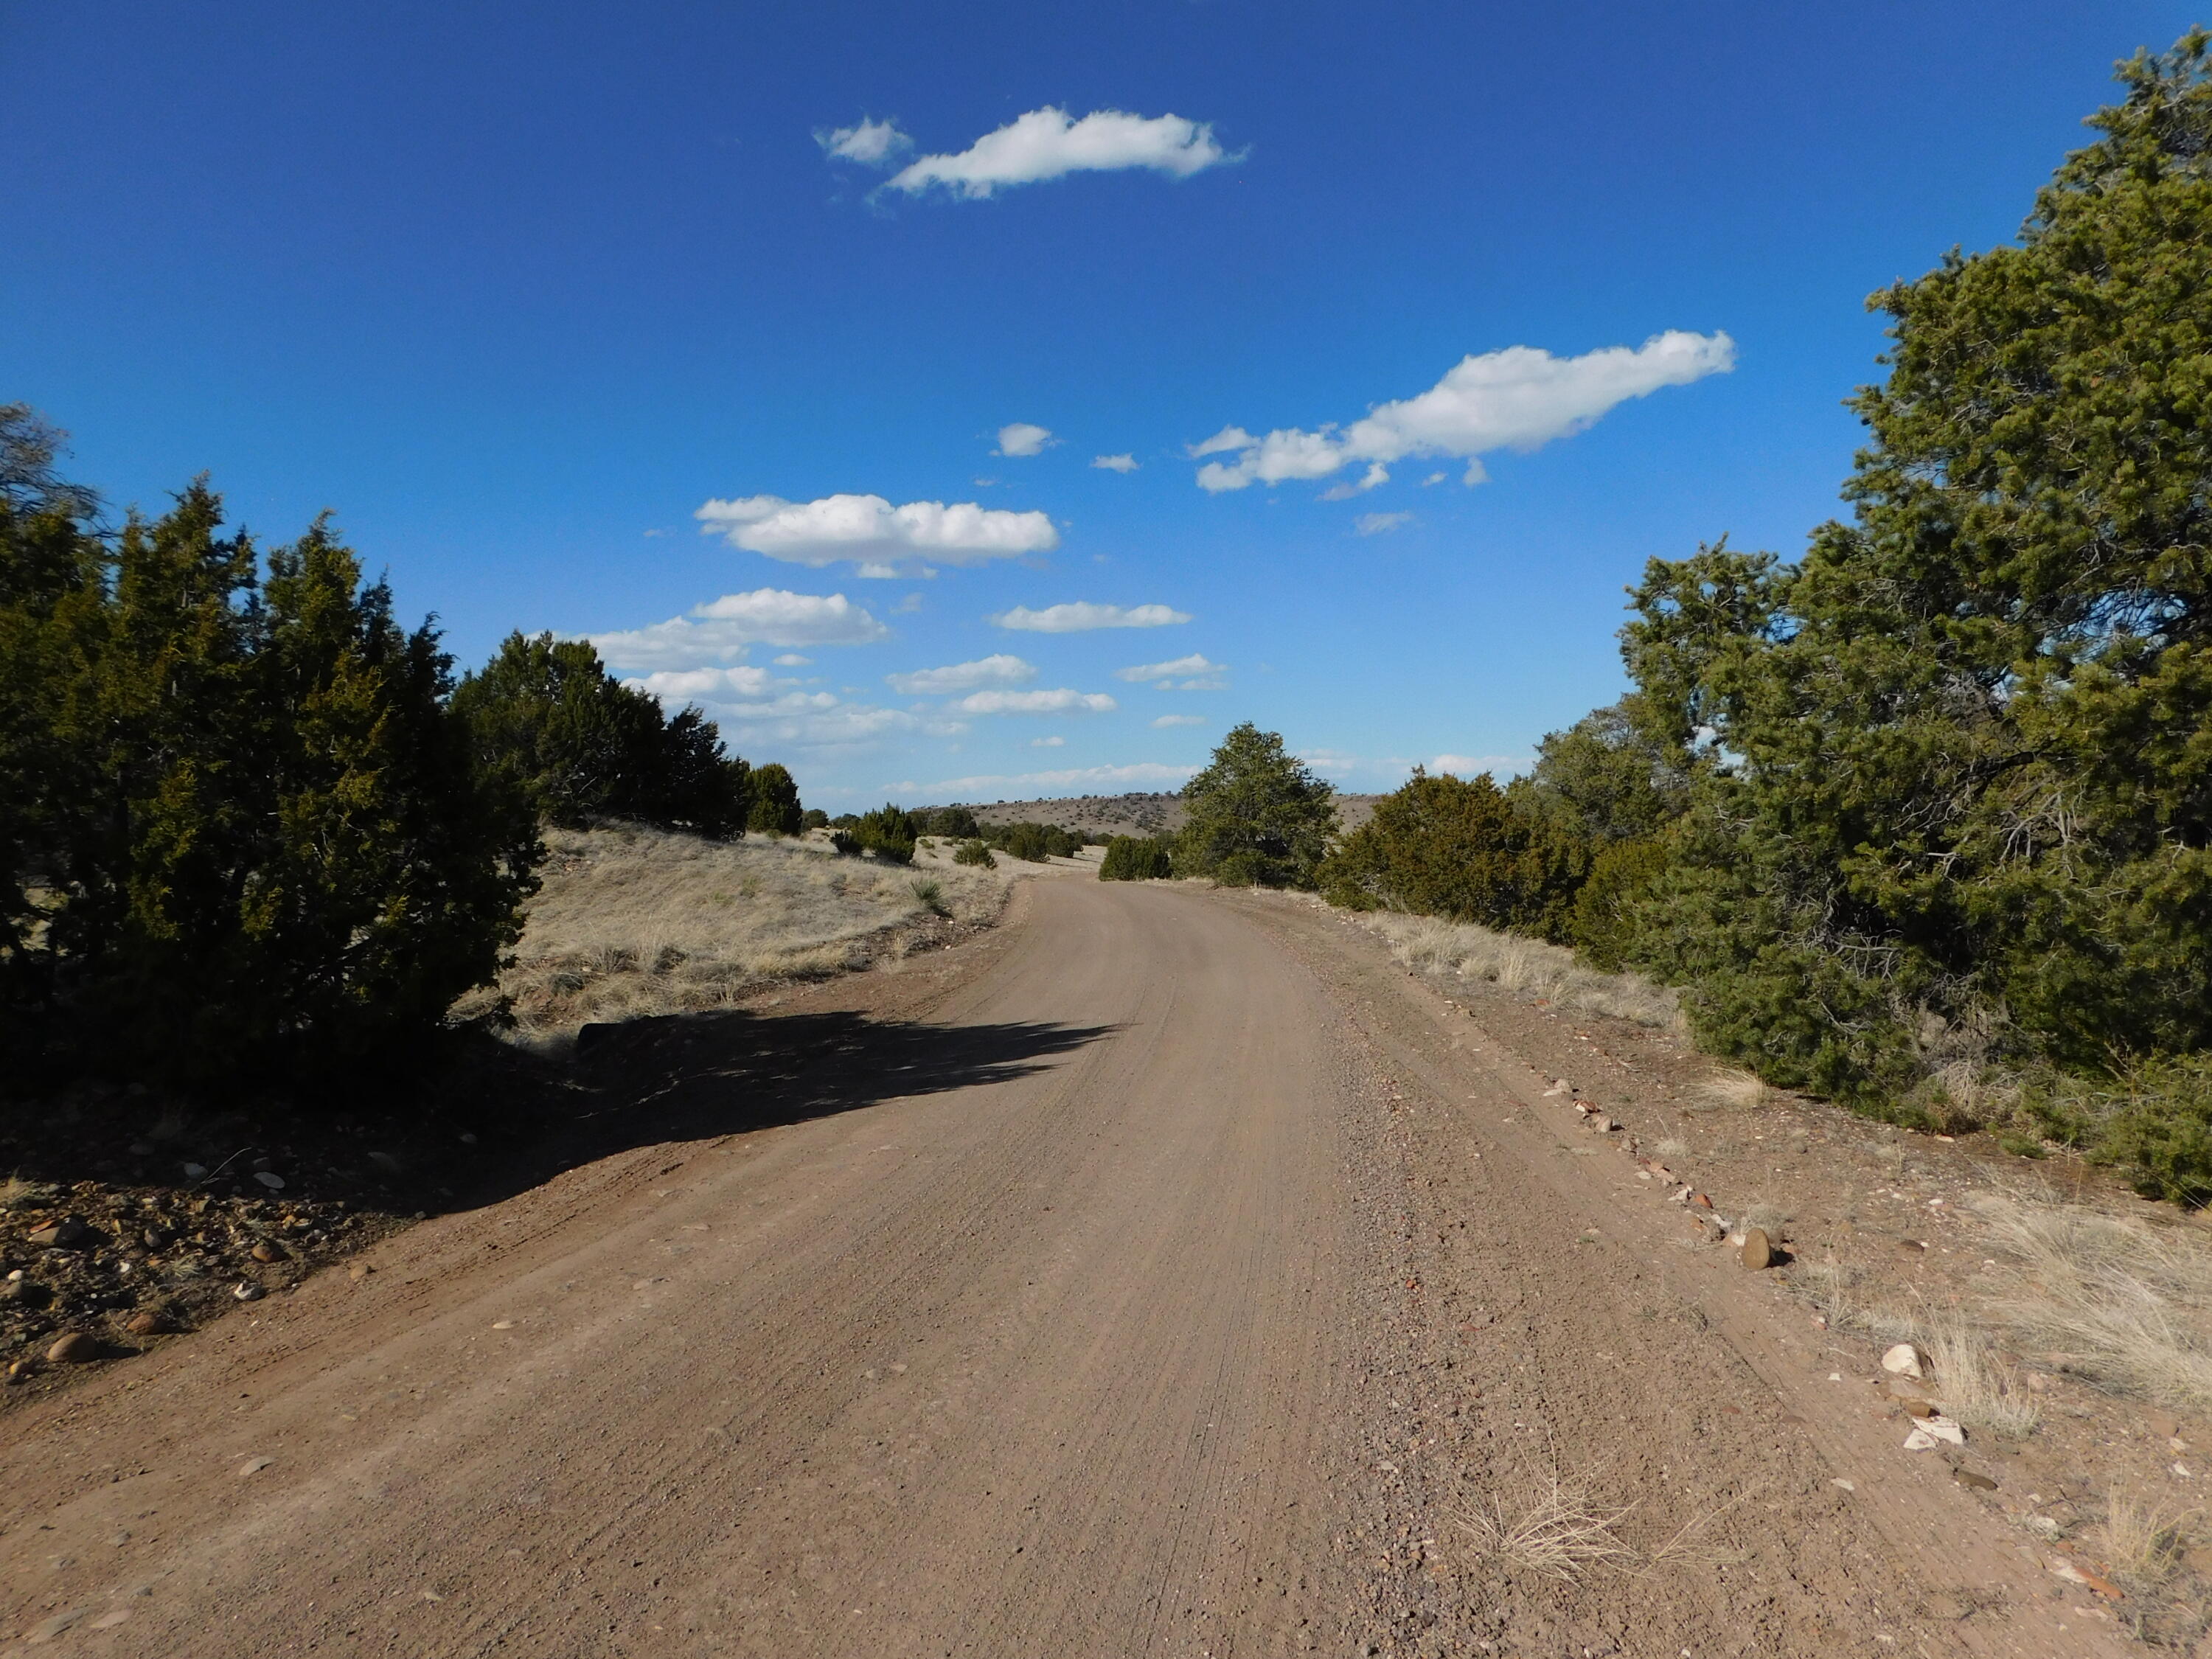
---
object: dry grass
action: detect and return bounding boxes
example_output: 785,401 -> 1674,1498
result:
1920,1312 -> 2042,1437
2101,1488 -> 2193,1588
1975,1190 -> 2212,1416
1691,1066 -> 1767,1111
466,824 -> 1009,1040
1455,1455 -> 1637,1582
1360,914 -> 1682,1030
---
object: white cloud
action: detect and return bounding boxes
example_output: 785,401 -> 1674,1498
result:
886,654 -> 1036,695
588,588 -> 889,671
994,422 -> 1054,457
627,665 -> 785,702
679,689 -> 971,750
954,688 -> 1117,715
888,761 -> 1200,796
818,117 -> 912,166
1115,653 -> 1225,683
1422,471 -> 1447,487
883,107 -> 1236,199
992,601 -> 1192,633
773,653 -> 812,667
1031,735 -> 1065,748
1431,753 -> 1531,776
1152,714 -> 1206,728
1355,511 -> 1413,536
697,493 -> 1057,569
1192,331 -> 1737,494
1091,453 -> 1139,473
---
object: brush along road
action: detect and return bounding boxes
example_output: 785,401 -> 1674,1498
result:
0,879 -> 2118,1656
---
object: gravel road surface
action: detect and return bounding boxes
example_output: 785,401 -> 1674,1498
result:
0,879 -> 2124,1656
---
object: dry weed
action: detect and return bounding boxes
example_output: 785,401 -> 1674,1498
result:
1360,914 -> 1681,1029
1975,1190 -> 2212,1415
1455,1457 -> 1637,1582
476,825 -> 1009,1038
1654,1137 -> 1691,1161
1692,1067 -> 1767,1111
1920,1312 -> 2040,1437
2100,1488 -> 2193,1587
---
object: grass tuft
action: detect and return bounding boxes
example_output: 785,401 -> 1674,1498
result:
1455,1455 -> 1637,1582
1360,914 -> 1681,1029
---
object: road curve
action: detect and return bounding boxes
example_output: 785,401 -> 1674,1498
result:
0,879 -> 1392,1656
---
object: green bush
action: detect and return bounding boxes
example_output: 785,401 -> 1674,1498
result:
745,763 -> 804,837
1099,835 -> 1174,880
1176,723 -> 1337,888
846,804 -> 917,864
917,804 -> 980,838
984,821 -> 1077,862
451,633 -> 751,837
1570,838 -> 1671,971
953,838 -> 995,868
1317,768 -> 1583,938
2017,1056 -> 2212,1206
0,429 -> 540,1091
800,807 -> 829,831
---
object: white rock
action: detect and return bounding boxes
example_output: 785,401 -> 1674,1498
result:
1902,1416 -> 1965,1450
1880,1343 -> 1924,1379
232,1282 -> 264,1302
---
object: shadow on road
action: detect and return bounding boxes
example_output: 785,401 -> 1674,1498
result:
470,1009 -> 1119,1206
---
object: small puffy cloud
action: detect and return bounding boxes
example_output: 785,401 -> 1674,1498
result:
1431,753 -> 1531,776
773,653 -> 812,667
1355,511 -> 1413,536
955,688 -> 1116,715
994,422 -> 1054,457
589,588 -> 889,671
627,665 -> 785,702
992,601 -> 1192,633
889,761 -> 1199,796
886,654 -> 1036,695
818,116 -> 912,166
1192,331 -> 1737,494
1115,653 -> 1225,683
1152,713 -> 1206,728
1091,453 -> 1139,473
1031,735 -> 1065,748
884,107 -> 1236,199
1422,471 -> 1447,487
697,493 -> 1057,569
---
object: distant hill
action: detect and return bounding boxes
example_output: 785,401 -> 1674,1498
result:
951,791 -> 1384,839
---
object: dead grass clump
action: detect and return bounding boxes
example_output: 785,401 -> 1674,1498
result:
1976,1191 -> 2212,1416
2100,1488 -> 2193,1588
1691,1066 -> 1767,1111
476,824 -> 1009,1038
1455,1457 -> 1636,1582
1920,1313 -> 2041,1437
1360,914 -> 1681,1030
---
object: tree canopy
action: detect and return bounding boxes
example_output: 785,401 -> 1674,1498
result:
1177,723 -> 1338,888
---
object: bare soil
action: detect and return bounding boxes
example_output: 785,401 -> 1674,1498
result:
0,877 -> 2172,1655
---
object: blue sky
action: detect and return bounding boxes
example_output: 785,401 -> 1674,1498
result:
3,1 -> 2197,806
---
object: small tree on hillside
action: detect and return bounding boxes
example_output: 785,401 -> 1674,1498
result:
747,762 -> 804,836
1176,723 -> 1338,888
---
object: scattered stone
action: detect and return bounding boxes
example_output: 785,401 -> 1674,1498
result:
1952,1467 -> 1997,1491
232,1282 -> 264,1302
27,1216 -> 97,1251
1690,1192 -> 1714,1210
5,1359 -> 35,1383
366,1151 -> 403,1175
237,1456 -> 274,1476
126,1310 -> 176,1337
253,1172 -> 286,1191
1881,1343 -> 1926,1380
46,1332 -> 100,1364
1900,1398 -> 1938,1420
2047,1558 -> 2124,1599
1832,1478 -> 1855,1492
347,1261 -> 375,1281
141,1226 -> 174,1250
250,1242 -> 285,1264
1,1279 -> 53,1308
1880,1374 -> 1936,1405
458,1133 -> 479,1146
1903,1416 -> 1966,1450
1741,1228 -> 1775,1270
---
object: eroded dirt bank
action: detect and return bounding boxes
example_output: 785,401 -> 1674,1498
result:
0,880 -> 2136,1655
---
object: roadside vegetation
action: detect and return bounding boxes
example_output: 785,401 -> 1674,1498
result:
1192,35 -> 2212,1208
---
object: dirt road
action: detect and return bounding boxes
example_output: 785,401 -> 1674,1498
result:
0,880 -> 2124,1655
